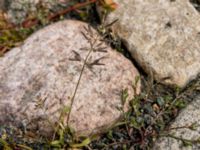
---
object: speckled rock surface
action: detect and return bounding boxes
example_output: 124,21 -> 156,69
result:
0,0 -> 5,11
6,0 -> 69,23
0,20 -> 140,137
102,0 -> 200,87
153,95 -> 200,150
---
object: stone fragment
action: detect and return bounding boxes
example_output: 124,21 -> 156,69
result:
102,0 -> 200,87
153,95 -> 200,150
6,0 -> 69,23
0,20 -> 140,137
0,0 -> 5,11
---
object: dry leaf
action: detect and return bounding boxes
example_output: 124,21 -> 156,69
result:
101,0 -> 118,11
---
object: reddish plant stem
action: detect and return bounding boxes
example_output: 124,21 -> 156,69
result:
22,18 -> 39,28
22,0 -> 97,28
48,0 -> 97,20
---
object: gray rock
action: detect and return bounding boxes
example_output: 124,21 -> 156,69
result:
6,0 -> 69,24
153,95 -> 200,150
0,20 -> 140,137
102,0 -> 200,87
0,0 -> 5,11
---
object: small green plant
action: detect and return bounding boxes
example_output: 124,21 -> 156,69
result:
159,122 -> 200,147
49,24 -> 108,149
1,1 -> 200,149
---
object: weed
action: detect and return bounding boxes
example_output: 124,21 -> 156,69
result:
0,1 -> 200,150
49,24 -> 108,149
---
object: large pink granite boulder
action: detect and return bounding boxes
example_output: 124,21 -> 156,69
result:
0,20 -> 140,137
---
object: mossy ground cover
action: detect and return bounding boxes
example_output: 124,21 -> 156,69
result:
0,1 -> 200,149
